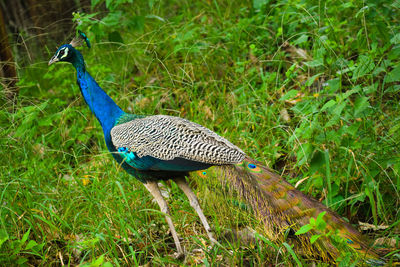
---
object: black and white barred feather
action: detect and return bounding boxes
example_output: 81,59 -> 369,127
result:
110,115 -> 245,164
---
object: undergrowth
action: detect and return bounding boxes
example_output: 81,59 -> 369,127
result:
1,0 -> 399,265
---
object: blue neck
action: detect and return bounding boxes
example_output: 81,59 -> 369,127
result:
72,52 -> 124,135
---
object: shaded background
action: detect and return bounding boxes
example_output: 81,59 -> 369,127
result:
0,0 -> 91,103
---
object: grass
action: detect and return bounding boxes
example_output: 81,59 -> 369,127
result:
1,0 -> 400,265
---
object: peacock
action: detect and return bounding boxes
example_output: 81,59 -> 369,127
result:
48,32 -> 379,262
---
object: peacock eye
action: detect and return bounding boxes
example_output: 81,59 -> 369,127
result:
59,49 -> 64,56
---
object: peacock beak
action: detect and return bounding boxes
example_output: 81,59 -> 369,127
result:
48,56 -> 58,65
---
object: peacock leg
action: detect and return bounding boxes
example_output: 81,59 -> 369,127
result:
174,177 -> 217,244
143,181 -> 184,258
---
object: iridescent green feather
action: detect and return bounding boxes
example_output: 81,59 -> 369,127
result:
114,113 -> 146,126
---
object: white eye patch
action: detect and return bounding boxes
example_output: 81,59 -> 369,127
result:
57,47 -> 69,59
60,47 -> 69,59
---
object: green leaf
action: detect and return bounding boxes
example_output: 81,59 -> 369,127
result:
102,12 -> 123,26
16,257 -> 28,265
21,229 -> 30,244
293,34 -> 308,46
91,0 -> 103,8
342,86 -> 361,99
283,242 -> 303,266
295,142 -> 313,166
310,150 -> 325,173
285,63 -> 297,78
316,211 -> 327,225
385,64 -> 400,83
353,96 -> 370,117
363,83 -> 378,94
108,31 -> 124,43
92,254 -> 105,266
25,240 -> 38,250
390,33 -> 400,44
386,85 -> 400,93
320,99 -> 336,112
305,73 -> 322,87
254,233 -> 279,250
105,0 -> 114,9
295,224 -> 313,235
310,234 -> 322,244
304,59 -> 323,68
279,90 -> 298,101
38,116 -> 53,127
355,5 -> 369,18
127,16 -> 145,31
253,0 -> 270,9
326,78 -> 340,93
389,122 -> 400,136
352,55 -> 374,80
0,230 -> 8,248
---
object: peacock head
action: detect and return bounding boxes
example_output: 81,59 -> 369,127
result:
49,31 -> 91,66
48,44 -> 75,65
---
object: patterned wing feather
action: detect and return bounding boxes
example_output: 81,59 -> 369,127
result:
110,115 -> 245,165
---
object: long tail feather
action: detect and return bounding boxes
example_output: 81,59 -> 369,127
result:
201,156 -> 380,261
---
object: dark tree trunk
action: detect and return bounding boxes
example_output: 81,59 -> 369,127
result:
0,4 -> 18,106
1,0 -> 92,64
0,0 -> 92,109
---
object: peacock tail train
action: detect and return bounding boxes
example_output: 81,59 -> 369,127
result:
196,156 -> 379,261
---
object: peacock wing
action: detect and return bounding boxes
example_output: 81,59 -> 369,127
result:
110,115 -> 245,166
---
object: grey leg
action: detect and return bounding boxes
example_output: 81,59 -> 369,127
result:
143,181 -> 184,257
174,177 -> 217,244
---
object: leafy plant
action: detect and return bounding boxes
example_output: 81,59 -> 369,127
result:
0,229 -> 45,265
295,212 -> 361,265
73,0 -> 148,44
